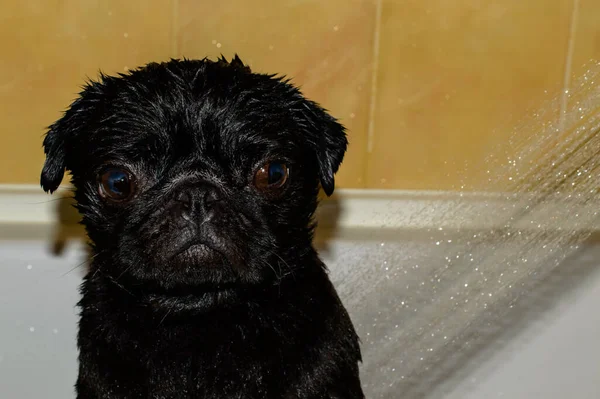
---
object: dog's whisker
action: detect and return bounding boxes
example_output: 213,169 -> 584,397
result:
106,274 -> 135,297
27,197 -> 74,204
261,259 -> 282,281
60,251 -> 101,277
269,251 -> 296,281
158,305 -> 175,327
116,263 -> 135,280
90,263 -> 103,279
60,260 -> 88,277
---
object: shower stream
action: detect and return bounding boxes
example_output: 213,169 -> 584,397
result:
326,63 -> 600,398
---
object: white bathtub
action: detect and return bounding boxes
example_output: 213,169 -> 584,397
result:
1,186 -> 599,398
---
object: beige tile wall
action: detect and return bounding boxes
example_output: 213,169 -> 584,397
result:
1,0 -> 598,190
1,0 -> 175,185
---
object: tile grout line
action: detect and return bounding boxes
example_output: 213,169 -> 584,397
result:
364,0 -> 383,186
559,0 -> 581,133
171,0 -> 180,58
366,0 -> 383,155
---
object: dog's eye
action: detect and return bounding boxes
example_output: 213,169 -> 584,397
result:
254,162 -> 289,192
98,167 -> 136,202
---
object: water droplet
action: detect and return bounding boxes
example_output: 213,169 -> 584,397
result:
26,264 -> 32,270
29,327 -> 35,332
123,32 -> 129,38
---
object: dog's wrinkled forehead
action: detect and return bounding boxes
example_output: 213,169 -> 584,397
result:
41,56 -> 348,196
81,64 -> 300,167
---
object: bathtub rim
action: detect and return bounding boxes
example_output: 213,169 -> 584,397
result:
1,183 -> 599,241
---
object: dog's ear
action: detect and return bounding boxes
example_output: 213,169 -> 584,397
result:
41,94 -> 91,193
41,78 -> 106,193
41,116 -> 73,193
298,100 -> 348,196
41,118 -> 69,193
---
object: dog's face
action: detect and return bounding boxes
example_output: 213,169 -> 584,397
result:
40,57 -> 347,290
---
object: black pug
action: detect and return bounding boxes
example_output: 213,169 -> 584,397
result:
41,56 -> 364,398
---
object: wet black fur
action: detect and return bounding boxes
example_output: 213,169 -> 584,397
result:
41,56 -> 363,398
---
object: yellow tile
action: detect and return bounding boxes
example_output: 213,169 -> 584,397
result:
0,1 -> 174,184
569,0 -> 600,78
368,0 -> 572,190
565,0 -> 600,117
549,0 -> 600,196
177,0 -> 378,188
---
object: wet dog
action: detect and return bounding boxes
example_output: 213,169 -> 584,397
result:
41,56 -> 364,398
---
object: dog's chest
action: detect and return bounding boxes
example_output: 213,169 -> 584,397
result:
93,307 -> 311,398
147,322 -> 274,391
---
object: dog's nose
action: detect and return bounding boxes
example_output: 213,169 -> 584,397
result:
173,183 -> 220,224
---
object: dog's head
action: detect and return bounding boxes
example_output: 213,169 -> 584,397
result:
40,57 -> 347,290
